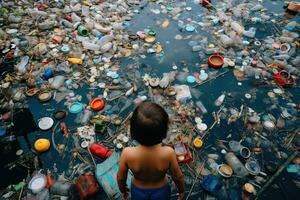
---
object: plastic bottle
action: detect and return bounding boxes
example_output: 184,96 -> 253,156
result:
230,21 -> 244,34
225,152 -> 249,177
219,34 -> 233,47
196,101 -> 208,114
82,41 -> 100,51
67,58 -> 83,64
214,94 -> 225,106
80,109 -> 92,124
50,75 -> 66,89
16,56 -> 29,74
38,21 -> 55,30
71,12 -> 81,22
192,45 -> 202,52
60,19 -> 73,28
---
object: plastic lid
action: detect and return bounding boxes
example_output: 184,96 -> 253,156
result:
185,24 -> 195,32
186,75 -> 196,83
81,141 -> 89,148
38,117 -> 54,130
243,183 -> 255,194
69,102 -> 83,114
28,174 -> 47,194
193,138 -> 203,148
90,98 -> 105,111
34,138 -> 50,153
110,72 -> 119,79
38,91 -> 52,102
145,36 -> 156,43
54,110 -> 67,120
197,123 -> 207,131
218,164 -> 233,177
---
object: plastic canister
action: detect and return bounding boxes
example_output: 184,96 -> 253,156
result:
225,152 -> 249,177
51,181 -> 72,196
77,25 -> 88,36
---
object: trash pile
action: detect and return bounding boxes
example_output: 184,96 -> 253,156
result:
0,0 -> 299,199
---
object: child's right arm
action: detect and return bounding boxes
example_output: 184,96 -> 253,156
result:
169,148 -> 185,194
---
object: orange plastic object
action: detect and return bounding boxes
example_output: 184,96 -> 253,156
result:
90,98 -> 105,111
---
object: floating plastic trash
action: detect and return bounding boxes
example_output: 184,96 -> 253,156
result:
34,138 -> 51,153
217,164 -> 233,178
54,110 -> 67,120
245,160 -> 261,175
273,70 -> 295,87
38,91 -> 52,102
90,143 -> 112,159
186,75 -> 196,83
38,117 -> 54,130
28,173 -> 47,194
208,54 -> 224,69
185,24 -> 195,32
193,138 -> 203,149
69,102 -> 83,114
197,123 -> 207,131
145,36 -> 156,43
90,98 -> 105,111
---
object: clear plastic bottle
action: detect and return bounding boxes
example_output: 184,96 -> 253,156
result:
225,152 -> 249,177
230,21 -> 244,34
196,101 -> 208,114
16,56 -> 29,74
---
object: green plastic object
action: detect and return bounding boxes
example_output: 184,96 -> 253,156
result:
14,181 -> 26,191
77,25 -> 88,36
148,30 -> 156,36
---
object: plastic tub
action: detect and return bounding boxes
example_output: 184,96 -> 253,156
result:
208,54 -> 224,69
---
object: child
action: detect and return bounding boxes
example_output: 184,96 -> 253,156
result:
117,102 -> 184,200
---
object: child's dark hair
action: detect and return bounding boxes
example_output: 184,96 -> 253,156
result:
130,102 -> 169,146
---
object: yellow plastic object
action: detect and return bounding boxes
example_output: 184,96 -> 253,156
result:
193,138 -> 203,149
34,139 -> 50,153
67,58 -> 83,65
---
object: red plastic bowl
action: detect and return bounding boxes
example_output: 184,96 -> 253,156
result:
273,70 -> 295,87
90,98 -> 105,111
208,54 -> 224,69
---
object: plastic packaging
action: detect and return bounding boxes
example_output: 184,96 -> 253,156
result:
196,101 -> 208,114
50,75 -> 66,89
225,152 -> 249,177
214,94 -> 225,106
243,27 -> 256,38
16,56 -> 29,74
82,41 -> 100,51
230,21 -> 244,34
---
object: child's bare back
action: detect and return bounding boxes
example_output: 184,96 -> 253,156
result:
120,145 -> 182,189
117,102 -> 184,200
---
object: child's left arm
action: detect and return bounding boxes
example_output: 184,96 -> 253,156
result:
117,148 -> 129,196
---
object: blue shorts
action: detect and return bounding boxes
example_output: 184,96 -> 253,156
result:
131,183 -> 171,200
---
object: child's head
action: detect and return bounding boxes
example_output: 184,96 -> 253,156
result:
130,102 -> 169,146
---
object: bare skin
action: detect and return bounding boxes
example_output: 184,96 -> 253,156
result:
117,144 -> 184,200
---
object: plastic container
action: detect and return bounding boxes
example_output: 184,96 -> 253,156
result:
196,100 -> 208,114
214,94 -> 225,106
90,98 -> 105,111
225,152 -> 249,177
78,25 -> 88,36
16,56 -> 29,74
230,21 -> 244,34
51,181 -> 72,196
208,54 -> 224,69
34,139 -> 51,153
50,75 -> 65,89
82,41 -> 100,51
